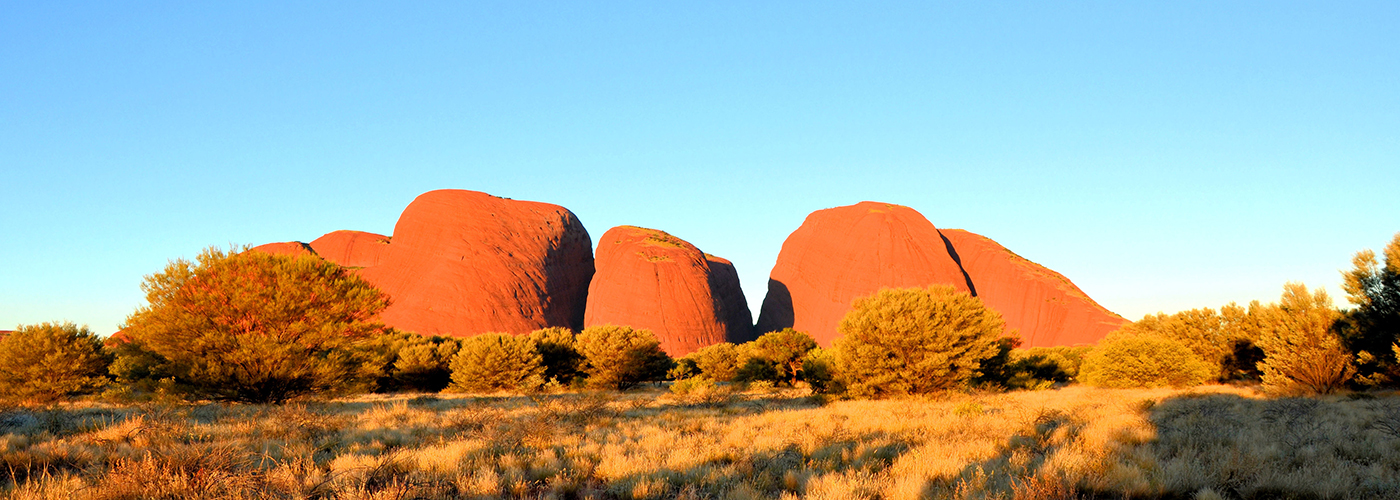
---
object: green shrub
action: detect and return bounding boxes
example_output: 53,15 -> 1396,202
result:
448,333 -> 545,393
800,347 -> 841,394
1340,232 -> 1400,387
750,328 -> 818,385
0,322 -> 110,405
833,285 -> 1005,398
1079,334 -> 1213,388
391,336 -> 461,392
118,247 -> 388,403
529,327 -> 583,385
734,357 -> 780,385
1121,302 -> 1267,382
1257,283 -> 1355,394
576,325 -> 672,390
685,342 -> 742,382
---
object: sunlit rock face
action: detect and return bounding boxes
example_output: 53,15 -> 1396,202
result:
252,190 -> 594,338
755,202 -> 972,347
584,226 -> 752,356
755,201 -> 1123,347
939,229 -> 1126,347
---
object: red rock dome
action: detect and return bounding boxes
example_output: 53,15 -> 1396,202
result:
249,241 -> 316,257
755,202 -> 973,346
358,190 -> 594,337
939,229 -> 1126,346
310,230 -> 390,268
584,226 -> 752,356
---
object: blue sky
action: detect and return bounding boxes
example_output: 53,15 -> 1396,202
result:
3,2 -> 1397,335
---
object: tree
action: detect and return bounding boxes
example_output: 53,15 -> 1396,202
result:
1117,303 -> 1264,382
1256,283 -> 1354,394
833,285 -> 1005,398
0,322 -> 110,405
118,247 -> 389,403
684,342 -> 742,382
389,335 -> 461,392
750,328 -> 818,386
448,333 -> 545,393
576,325 -> 672,390
1078,333 -> 1213,388
1341,232 -> 1400,387
529,327 -> 584,385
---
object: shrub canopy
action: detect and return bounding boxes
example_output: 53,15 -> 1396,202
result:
119,247 -> 389,403
751,328 -> 818,385
1341,232 -> 1400,387
0,322 -> 110,405
529,327 -> 583,385
576,325 -> 672,390
1079,334 -> 1213,388
833,285 -> 1005,397
1257,283 -> 1355,394
448,333 -> 544,393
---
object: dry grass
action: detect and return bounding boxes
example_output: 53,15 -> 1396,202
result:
3,385 -> 1400,499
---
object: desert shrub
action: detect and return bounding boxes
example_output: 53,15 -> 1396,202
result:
734,356 -> 780,385
1257,283 -> 1355,394
529,327 -> 584,385
684,342 -> 742,382
749,328 -> 818,385
833,285 -> 1005,398
0,322 -> 110,405
448,333 -> 545,393
1120,302 -> 1266,381
391,336 -> 460,392
1340,232 -> 1400,387
1079,334 -> 1213,388
668,357 -> 701,380
800,347 -> 841,394
576,325 -> 672,390
118,247 -> 388,403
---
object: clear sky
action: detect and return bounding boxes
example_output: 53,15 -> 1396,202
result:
3,2 -> 1397,336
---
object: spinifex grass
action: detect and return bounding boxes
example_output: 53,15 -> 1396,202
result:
3,385 -> 1400,499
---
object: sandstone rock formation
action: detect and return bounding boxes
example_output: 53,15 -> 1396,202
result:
755,202 -> 973,346
938,229 -> 1126,347
250,190 -> 594,338
310,230 -> 391,268
358,190 -> 594,337
584,226 -> 752,356
249,241 -> 316,257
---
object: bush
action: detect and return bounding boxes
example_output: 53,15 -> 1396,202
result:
529,327 -> 584,385
118,247 -> 388,403
800,347 -> 840,394
1118,303 -> 1266,382
576,325 -> 672,390
684,342 -> 742,382
1340,232 -> 1400,387
750,328 -> 818,385
1257,283 -> 1355,394
833,285 -> 1005,398
1079,334 -> 1213,388
0,322 -> 110,405
390,336 -> 461,392
448,333 -> 545,393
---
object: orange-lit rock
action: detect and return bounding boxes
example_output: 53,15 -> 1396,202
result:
939,229 -> 1126,347
249,241 -> 316,257
358,190 -> 594,337
310,230 -> 390,268
584,226 -> 752,356
755,202 -> 973,346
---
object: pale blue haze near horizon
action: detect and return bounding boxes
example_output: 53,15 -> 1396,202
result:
3,2 -> 1397,336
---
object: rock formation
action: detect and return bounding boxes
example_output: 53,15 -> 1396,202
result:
250,190 -> 594,338
249,241 -> 316,257
755,202 -> 972,346
938,229 -> 1126,346
584,226 -> 752,356
310,230 -> 391,268
357,190 -> 594,337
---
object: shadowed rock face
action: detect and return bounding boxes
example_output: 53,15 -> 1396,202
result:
359,190 -> 594,337
755,202 -> 973,347
584,226 -> 752,356
938,229 -> 1126,346
251,190 -> 594,338
310,230 -> 390,268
